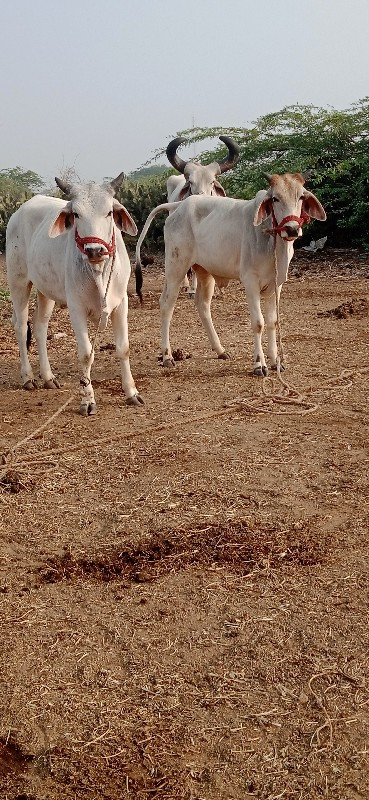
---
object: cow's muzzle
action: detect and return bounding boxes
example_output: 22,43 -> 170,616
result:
75,229 -> 116,261
271,209 -> 310,240
84,246 -> 109,263
280,223 -> 300,241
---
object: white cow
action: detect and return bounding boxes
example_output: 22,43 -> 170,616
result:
135,173 -> 326,375
166,136 -> 240,294
6,174 -> 143,415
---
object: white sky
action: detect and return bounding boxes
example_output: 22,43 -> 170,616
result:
1,0 -> 368,185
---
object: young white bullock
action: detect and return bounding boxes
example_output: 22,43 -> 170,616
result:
136,173 -> 326,375
6,174 -> 143,415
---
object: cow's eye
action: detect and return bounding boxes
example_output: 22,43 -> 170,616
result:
73,212 -> 79,219
272,197 -> 279,203
107,211 -> 113,217
299,195 -> 304,201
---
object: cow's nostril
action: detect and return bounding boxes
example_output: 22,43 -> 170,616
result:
284,225 -> 298,237
86,246 -> 105,259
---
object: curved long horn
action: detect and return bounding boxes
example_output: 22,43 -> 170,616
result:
217,136 -> 240,174
166,137 -> 187,174
55,177 -> 72,196
110,172 -> 125,193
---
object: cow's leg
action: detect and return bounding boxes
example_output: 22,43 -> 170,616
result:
194,267 -> 229,359
10,281 -> 36,390
111,299 -> 144,406
68,305 -> 97,416
242,278 -> 267,376
160,264 -> 188,368
264,288 -> 285,371
33,292 -> 60,389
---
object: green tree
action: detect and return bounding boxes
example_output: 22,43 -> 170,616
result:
0,166 -> 45,196
148,99 -> 369,246
115,175 -> 168,251
128,164 -> 168,181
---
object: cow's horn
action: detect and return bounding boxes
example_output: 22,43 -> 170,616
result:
166,137 -> 187,174
263,172 -> 273,184
217,136 -> 240,174
55,177 -> 72,196
110,172 -> 125,193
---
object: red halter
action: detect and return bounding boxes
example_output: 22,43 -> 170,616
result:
271,205 -> 310,238
75,227 -> 116,257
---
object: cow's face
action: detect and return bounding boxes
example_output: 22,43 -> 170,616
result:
49,182 -> 137,265
254,173 -> 326,240
179,162 -> 226,200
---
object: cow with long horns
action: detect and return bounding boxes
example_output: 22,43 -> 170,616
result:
135,172 -> 326,375
166,135 -> 240,294
166,135 -> 240,202
6,174 -> 143,415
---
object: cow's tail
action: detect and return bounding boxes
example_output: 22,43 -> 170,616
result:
135,201 -> 181,302
26,320 -> 32,351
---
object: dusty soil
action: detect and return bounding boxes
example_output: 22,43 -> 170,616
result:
0,248 -> 369,800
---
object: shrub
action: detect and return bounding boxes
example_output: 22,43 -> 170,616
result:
116,174 -> 170,252
0,192 -> 31,251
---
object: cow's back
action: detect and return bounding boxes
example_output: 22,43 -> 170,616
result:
7,195 -> 70,303
7,195 -> 65,254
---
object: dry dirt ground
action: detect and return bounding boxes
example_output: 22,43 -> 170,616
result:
0,249 -> 369,800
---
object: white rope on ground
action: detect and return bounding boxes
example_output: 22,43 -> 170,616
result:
2,360 -> 369,484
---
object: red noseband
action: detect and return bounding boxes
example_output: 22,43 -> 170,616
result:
75,228 -> 116,257
271,206 -> 310,237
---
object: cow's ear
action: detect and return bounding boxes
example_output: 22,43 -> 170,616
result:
178,182 -> 191,200
254,193 -> 272,226
302,191 -> 326,221
49,203 -> 73,237
113,201 -> 137,236
213,180 -> 226,197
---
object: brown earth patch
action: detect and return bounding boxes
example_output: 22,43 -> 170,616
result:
318,296 -> 369,318
36,518 -> 331,587
0,738 -> 33,778
1,251 -> 369,800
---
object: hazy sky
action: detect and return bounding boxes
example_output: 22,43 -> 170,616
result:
1,0 -> 368,185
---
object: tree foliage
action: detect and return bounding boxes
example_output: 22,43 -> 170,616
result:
2,101 -> 369,252
116,175 -> 169,250
0,166 -> 44,196
128,164 -> 168,181
152,99 -> 369,246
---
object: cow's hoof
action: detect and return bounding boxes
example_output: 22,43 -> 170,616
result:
23,379 -> 37,391
271,363 -> 286,372
162,358 -> 175,369
80,401 -> 97,417
218,351 -> 231,360
44,378 -> 61,389
253,365 -> 268,377
127,393 -> 144,407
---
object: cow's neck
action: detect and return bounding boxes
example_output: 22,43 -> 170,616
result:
89,257 -> 114,329
274,236 -> 294,285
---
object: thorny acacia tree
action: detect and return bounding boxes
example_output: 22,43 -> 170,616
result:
159,99 -> 369,246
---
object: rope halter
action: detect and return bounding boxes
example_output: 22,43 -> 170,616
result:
74,227 -> 116,258
270,204 -> 310,239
